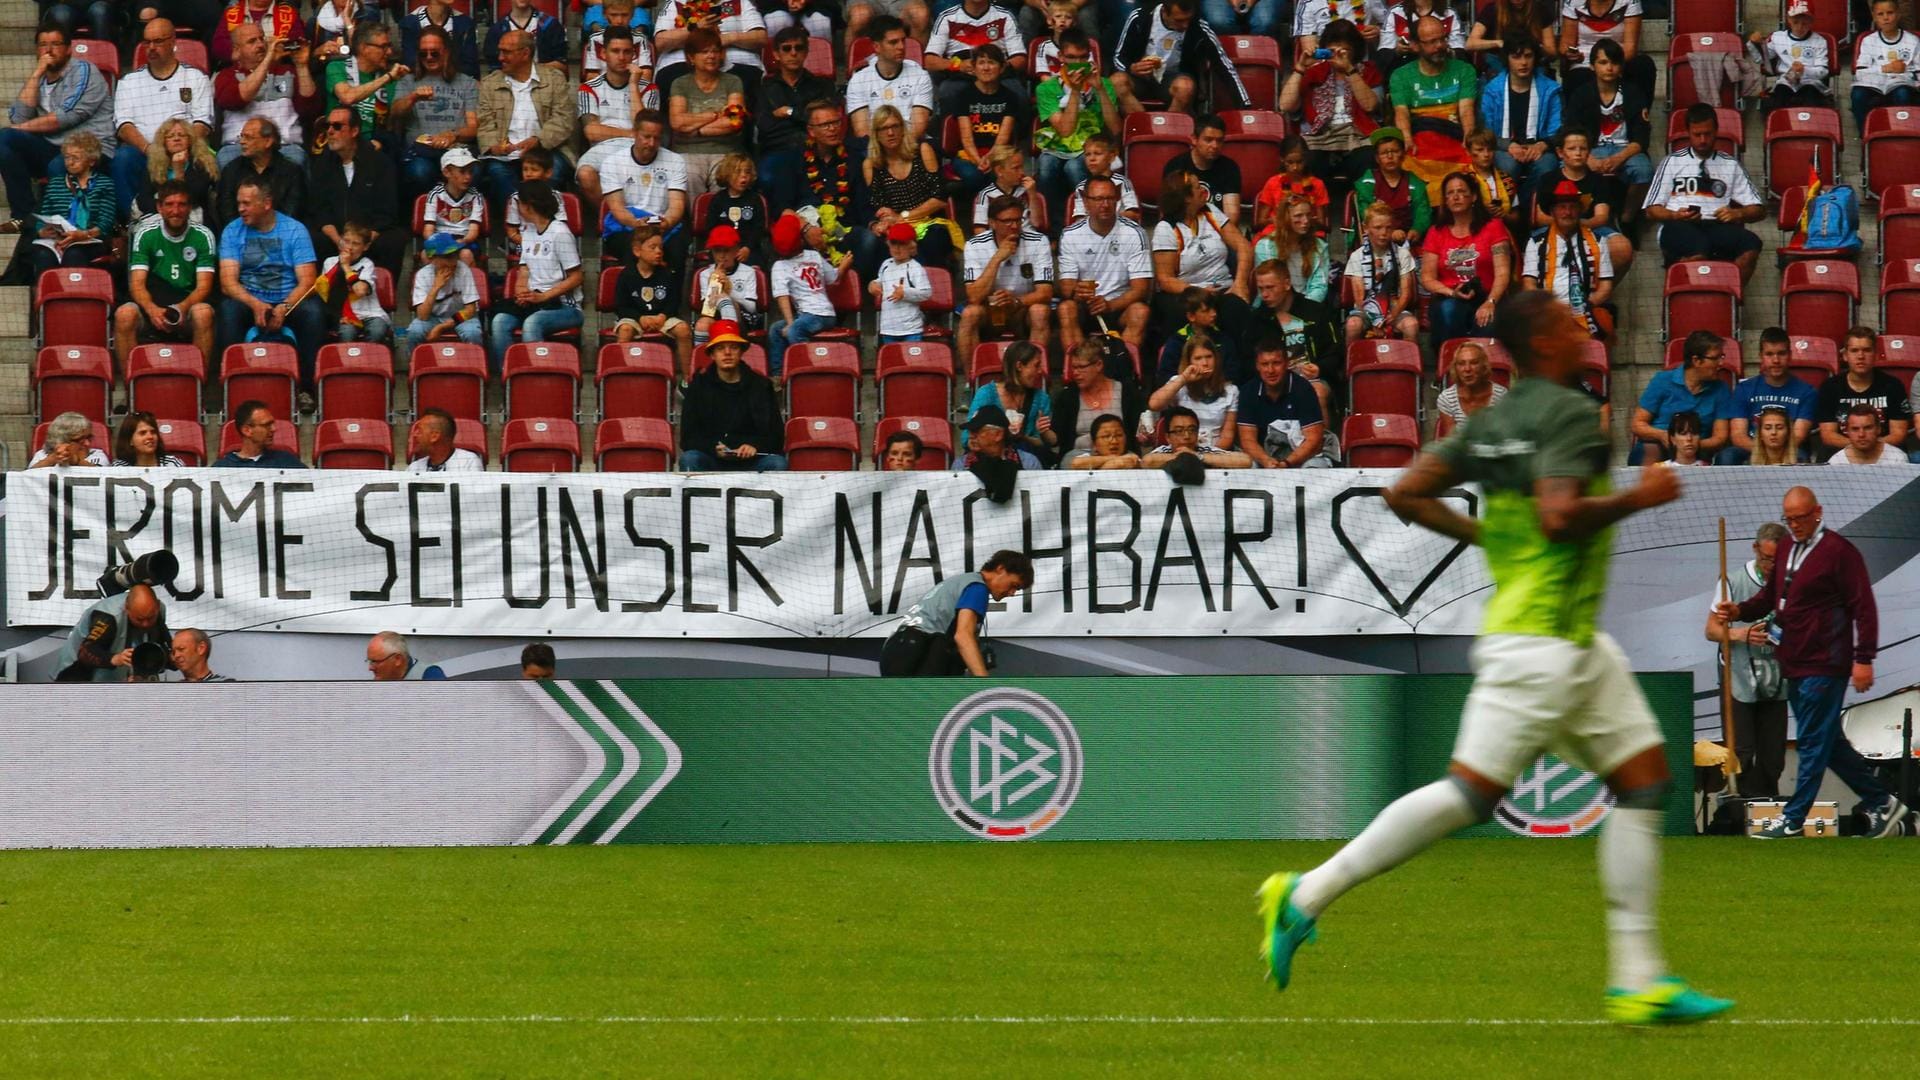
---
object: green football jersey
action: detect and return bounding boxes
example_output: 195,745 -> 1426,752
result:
129,220 -> 217,298
1430,377 -> 1612,645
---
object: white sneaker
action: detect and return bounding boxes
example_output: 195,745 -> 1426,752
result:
1867,796 -> 1909,839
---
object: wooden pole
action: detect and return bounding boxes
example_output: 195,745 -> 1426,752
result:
1719,518 -> 1741,783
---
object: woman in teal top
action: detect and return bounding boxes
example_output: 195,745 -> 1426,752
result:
962,340 -> 1057,465
17,130 -> 117,283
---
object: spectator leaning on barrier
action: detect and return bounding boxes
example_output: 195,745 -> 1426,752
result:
28,411 -> 109,468
520,642 -> 556,679
880,549 -> 1035,677
1705,524 -> 1791,798
367,630 -> 415,681
171,628 -> 234,682
1238,336 -> 1335,469
1630,330 -> 1733,464
216,400 -> 306,468
957,404 -> 1044,471
1816,326 -> 1918,459
679,319 -> 787,472
54,583 -> 170,683
407,407 -> 485,473
0,23 -> 115,234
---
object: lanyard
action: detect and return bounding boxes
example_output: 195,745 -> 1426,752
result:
1781,528 -> 1823,604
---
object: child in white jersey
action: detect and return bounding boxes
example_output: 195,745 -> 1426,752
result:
871,221 -> 935,343
321,223 -> 393,344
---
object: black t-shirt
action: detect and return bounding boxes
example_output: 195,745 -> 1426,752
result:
1815,369 -> 1914,434
1162,151 -> 1242,215
1528,167 -> 1623,227
614,264 -> 683,320
704,192 -> 767,253
954,82 -> 1028,152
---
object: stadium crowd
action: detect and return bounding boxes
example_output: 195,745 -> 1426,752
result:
9,0 -> 1920,474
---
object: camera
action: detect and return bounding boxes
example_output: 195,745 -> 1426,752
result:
130,641 -> 170,679
980,645 -> 998,672
97,549 -> 179,597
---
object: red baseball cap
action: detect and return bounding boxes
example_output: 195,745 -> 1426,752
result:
707,224 -> 741,249
706,319 -> 749,348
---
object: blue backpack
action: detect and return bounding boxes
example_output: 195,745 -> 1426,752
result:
1801,185 -> 1862,253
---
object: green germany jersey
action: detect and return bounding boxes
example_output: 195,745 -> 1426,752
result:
1430,377 -> 1612,645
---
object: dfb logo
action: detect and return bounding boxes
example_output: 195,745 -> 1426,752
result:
929,688 -> 1083,840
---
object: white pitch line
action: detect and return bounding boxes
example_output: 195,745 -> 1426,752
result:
0,1015 -> 1915,1027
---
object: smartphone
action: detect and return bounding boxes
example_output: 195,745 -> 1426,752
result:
1066,61 -> 1092,77
1312,48 -> 1332,60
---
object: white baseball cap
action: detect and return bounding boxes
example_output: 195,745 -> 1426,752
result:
440,147 -> 476,170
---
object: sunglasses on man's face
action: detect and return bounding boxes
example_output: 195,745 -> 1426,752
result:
418,49 -> 444,58
327,120 -> 352,130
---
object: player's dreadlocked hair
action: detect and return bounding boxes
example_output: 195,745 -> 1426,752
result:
1489,291 -> 1562,372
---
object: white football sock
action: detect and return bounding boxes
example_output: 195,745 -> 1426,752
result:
1599,806 -> 1666,992
1291,779 -> 1479,919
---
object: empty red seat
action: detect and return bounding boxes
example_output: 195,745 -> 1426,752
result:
217,419 -> 300,460
409,342 -> 489,422
922,266 -> 956,338
876,341 -> 955,421
1663,261 -> 1742,339
810,271 -> 863,343
1671,0 -> 1741,35
784,342 -> 861,421
1347,339 -> 1422,418
1668,33 -> 1746,110
452,417 -> 489,464
1788,335 -> 1839,388
595,417 -> 675,471
1779,260 -> 1858,343
784,416 -> 860,470
127,344 -> 205,423
597,342 -> 676,421
70,39 -> 118,82
1219,110 -> 1290,192
1663,337 -> 1744,389
33,345 -> 112,424
314,419 -> 394,470
1875,335 -> 1920,392
1342,413 -> 1420,468
1123,111 -> 1195,210
154,418 -> 205,466
692,341 -> 770,377
971,341 -> 1018,387
875,416 -> 955,469
32,419 -> 110,460
1883,257 -> 1920,332
1580,338 -> 1612,396
1435,337 -> 1516,387
1764,104 -> 1842,199
1878,183 -> 1920,264
501,418 -> 581,472
222,342 -> 298,422
1219,35 -> 1283,110
502,342 -> 581,422
37,268 -> 114,349
315,342 -> 393,423
1666,106 -> 1744,155
1865,106 -> 1920,198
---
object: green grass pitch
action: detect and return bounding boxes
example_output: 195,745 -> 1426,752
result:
0,838 -> 1909,1077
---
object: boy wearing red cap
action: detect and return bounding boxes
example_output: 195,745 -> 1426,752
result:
768,212 -> 852,375
693,224 -> 762,347
872,221 -> 936,343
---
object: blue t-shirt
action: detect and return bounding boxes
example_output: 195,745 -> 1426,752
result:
1637,366 -> 1736,431
1733,373 -> 1818,424
218,212 -> 316,306
956,582 -> 990,621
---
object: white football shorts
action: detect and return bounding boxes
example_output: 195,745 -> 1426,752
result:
1452,632 -> 1666,787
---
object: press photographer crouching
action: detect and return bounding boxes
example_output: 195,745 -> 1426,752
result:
53,551 -> 178,683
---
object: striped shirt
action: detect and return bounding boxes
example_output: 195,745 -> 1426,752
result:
1642,147 -> 1762,216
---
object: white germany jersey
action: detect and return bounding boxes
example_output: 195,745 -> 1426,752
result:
1057,219 -> 1151,301
1854,29 -> 1920,93
1642,147 -> 1761,216
964,229 -> 1055,296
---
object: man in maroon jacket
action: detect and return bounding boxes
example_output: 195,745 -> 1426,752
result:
1717,486 -> 1907,839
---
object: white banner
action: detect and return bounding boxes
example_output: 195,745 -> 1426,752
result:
3,468 -> 1490,638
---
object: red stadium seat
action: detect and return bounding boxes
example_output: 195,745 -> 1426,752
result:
845,35 -> 920,73
784,342 -> 861,421
1670,0 -> 1741,35
1343,413 -> 1419,468
1804,0 -> 1850,50
691,341 -> 769,377
970,341 -> 1017,388
135,38 -> 208,73
1663,337 -> 1744,389
1787,335 -> 1839,389
1580,338 -> 1612,396
597,343 -> 676,421
1219,35 -> 1283,110
502,267 -> 581,343
1875,335 -> 1920,391
1775,184 -> 1859,260
409,342 -> 489,422
36,268 -> 114,348
1663,261 -> 1742,339
595,417 -> 675,471
501,418 -> 581,472
1779,260 -> 1858,343
33,346 -> 112,424
1864,106 -> 1920,199
812,271 -> 863,343
1881,257 -> 1920,332
691,190 -> 768,239
503,342 -> 581,422
1666,106 -> 1744,155
154,418 -> 204,466
1347,339 -> 1422,418
32,420 -> 110,460
1668,33 -> 1745,110
315,343 -> 393,423
1219,111 -> 1290,195
217,419 -> 300,460
876,342 -> 955,421
1435,337 -> 1515,387
221,342 -> 298,422
874,416 -> 955,469
127,344 -> 205,423
1123,111 -> 1195,211
314,419 -> 394,470
70,39 -> 118,83
452,417 -> 489,464
784,416 -> 860,471
922,266 -> 956,339
1877,183 -> 1920,264
1764,105 -> 1842,199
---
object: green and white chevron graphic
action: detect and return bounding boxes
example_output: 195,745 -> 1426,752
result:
522,680 -> 683,845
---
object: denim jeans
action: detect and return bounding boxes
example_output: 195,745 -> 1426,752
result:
339,316 -> 393,346
1782,675 -> 1892,828
40,1 -> 116,41
1851,84 -> 1919,134
1593,150 -> 1655,187
478,155 -> 574,218
679,449 -> 789,471
1199,0 -> 1283,35
401,145 -> 448,202
489,304 -> 584,372
767,311 -> 835,375
109,143 -> 149,219
1036,151 -> 1089,231
0,128 -> 61,225
215,295 -> 330,388
396,316 -> 484,365
1494,145 -> 1559,193
1427,296 -> 1483,347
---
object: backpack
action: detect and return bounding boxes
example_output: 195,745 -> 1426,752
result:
1800,185 -> 1862,253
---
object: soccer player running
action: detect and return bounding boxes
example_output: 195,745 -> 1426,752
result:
1257,291 -> 1733,1026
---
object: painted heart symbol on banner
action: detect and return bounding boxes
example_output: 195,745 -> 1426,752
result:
1328,487 -> 1478,619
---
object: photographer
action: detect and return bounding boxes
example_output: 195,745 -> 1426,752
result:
880,550 -> 1034,677
53,583 -> 170,683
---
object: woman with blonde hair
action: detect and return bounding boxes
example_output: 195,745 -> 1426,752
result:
1750,405 -> 1800,466
857,103 -> 954,280
140,117 -> 219,223
1257,195 -> 1332,304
